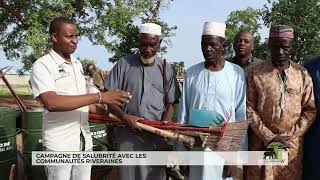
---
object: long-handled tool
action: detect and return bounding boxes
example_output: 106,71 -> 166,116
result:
0,66 -> 12,78
107,113 -> 195,148
89,113 -> 250,150
0,66 -> 27,112
0,66 -> 28,180
89,113 -> 223,133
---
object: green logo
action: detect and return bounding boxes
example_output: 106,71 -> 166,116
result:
263,142 -> 288,160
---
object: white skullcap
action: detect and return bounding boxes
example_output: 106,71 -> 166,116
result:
202,21 -> 226,38
139,23 -> 162,36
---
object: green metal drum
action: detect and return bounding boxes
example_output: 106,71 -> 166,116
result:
90,123 -> 109,151
89,123 -> 113,177
22,110 -> 44,152
20,112 -> 113,179
0,107 -> 17,180
22,109 -> 46,180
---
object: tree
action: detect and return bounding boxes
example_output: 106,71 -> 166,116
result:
171,61 -> 185,77
101,0 -> 177,63
262,0 -> 320,63
0,0 -> 176,73
225,7 -> 265,59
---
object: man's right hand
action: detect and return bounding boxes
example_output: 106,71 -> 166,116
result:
100,91 -> 131,106
271,135 -> 291,148
121,114 -> 143,130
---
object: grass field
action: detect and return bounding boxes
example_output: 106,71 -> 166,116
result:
0,85 -> 33,97
0,85 -> 181,122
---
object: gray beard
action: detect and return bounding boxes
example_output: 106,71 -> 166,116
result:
140,55 -> 155,65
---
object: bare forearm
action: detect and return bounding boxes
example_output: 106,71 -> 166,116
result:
40,92 -> 98,112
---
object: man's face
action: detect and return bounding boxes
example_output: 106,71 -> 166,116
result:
87,65 -> 96,77
269,37 -> 293,64
139,33 -> 161,59
52,23 -> 79,55
201,35 -> 224,63
234,32 -> 254,57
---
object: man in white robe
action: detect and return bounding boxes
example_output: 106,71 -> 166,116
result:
177,21 -> 246,180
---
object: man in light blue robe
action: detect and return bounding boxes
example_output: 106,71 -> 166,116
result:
177,21 -> 246,180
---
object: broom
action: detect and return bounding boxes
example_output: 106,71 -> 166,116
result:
200,108 -> 250,151
89,113 -> 250,151
202,120 -> 250,151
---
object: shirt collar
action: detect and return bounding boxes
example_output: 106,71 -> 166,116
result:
49,50 -> 77,65
270,59 -> 292,69
232,54 -> 253,67
269,59 -> 292,78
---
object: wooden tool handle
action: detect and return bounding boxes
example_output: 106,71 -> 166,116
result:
2,76 -> 27,112
109,113 -> 195,148
136,122 -> 195,148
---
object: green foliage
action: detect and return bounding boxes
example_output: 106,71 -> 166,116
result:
225,7 -> 264,59
96,0 -> 177,62
0,0 -> 176,72
253,41 -> 270,60
171,61 -> 185,77
262,0 -> 320,63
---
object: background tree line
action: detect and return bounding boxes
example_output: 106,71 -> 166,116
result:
225,0 -> 320,64
1,0 -> 320,75
0,0 -> 176,73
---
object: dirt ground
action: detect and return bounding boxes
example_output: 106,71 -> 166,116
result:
0,97 -> 42,109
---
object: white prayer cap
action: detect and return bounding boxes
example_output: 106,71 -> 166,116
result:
202,21 -> 226,38
139,23 -> 162,36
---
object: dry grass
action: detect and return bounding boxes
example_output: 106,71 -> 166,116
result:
0,85 -> 33,97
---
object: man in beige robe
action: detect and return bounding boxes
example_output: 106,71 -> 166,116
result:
245,25 -> 316,180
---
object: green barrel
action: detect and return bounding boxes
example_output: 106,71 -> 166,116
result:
89,123 -> 113,178
0,107 -> 17,180
90,123 -> 109,151
22,109 -> 46,180
22,110 -> 44,152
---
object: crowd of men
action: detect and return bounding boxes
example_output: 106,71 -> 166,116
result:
29,16 -> 320,180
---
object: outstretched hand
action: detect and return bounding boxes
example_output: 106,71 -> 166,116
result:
100,91 -> 131,106
121,114 -> 143,130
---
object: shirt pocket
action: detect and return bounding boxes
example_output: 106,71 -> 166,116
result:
149,82 -> 165,111
55,73 -> 71,81
285,86 -> 302,110
286,87 -> 301,95
54,66 -> 72,81
54,70 -> 74,94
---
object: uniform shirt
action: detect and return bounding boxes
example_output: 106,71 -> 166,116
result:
178,61 -> 246,124
229,55 -> 263,76
30,50 -> 93,151
105,53 -> 181,120
91,69 -> 106,91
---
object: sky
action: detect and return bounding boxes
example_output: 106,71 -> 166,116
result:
1,0 -> 269,73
